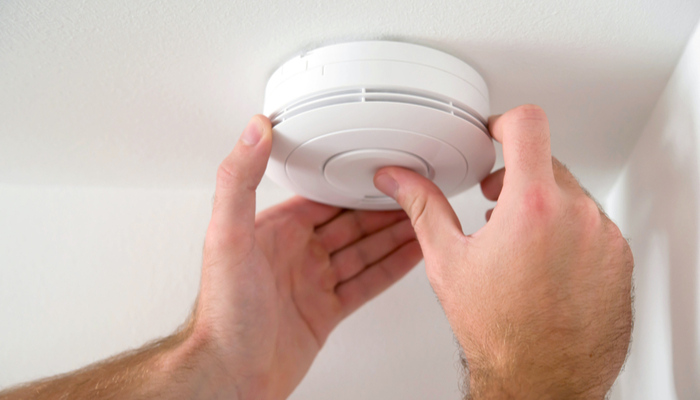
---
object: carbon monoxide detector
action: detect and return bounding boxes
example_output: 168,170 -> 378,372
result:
263,41 -> 495,210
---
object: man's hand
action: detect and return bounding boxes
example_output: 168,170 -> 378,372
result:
186,115 -> 422,399
0,115 -> 422,400
374,105 -> 634,399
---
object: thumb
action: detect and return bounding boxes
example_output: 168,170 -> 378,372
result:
209,115 -> 272,249
374,167 -> 463,254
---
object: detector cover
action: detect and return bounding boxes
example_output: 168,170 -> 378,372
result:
263,41 -> 495,210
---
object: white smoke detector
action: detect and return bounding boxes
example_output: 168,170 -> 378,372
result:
263,41 -> 494,210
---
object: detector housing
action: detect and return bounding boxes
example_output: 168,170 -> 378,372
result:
263,41 -> 495,210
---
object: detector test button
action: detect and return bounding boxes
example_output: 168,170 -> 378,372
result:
323,148 -> 430,198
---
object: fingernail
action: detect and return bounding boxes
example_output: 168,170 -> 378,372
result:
241,117 -> 262,146
374,173 -> 398,198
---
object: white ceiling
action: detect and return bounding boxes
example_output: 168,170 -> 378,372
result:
1,0 -> 700,200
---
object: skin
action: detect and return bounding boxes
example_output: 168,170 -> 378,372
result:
0,105 -> 633,400
374,104 -> 634,399
191,115 -> 423,399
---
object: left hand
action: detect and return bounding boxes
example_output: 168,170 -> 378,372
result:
189,115 -> 422,400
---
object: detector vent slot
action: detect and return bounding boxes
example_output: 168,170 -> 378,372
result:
270,88 -> 487,133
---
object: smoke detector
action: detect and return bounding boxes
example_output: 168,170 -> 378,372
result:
263,41 -> 494,210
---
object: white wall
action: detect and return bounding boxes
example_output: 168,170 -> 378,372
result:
0,185 -> 211,385
606,20 -> 700,400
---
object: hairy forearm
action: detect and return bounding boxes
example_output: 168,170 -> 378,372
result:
0,337 -> 180,400
0,320 -> 229,400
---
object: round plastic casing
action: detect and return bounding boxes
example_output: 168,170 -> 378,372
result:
263,41 -> 495,210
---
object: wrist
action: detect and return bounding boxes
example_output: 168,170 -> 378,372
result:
461,342 -> 608,400
159,321 -> 270,400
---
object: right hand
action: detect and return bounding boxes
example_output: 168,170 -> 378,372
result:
374,104 -> 633,399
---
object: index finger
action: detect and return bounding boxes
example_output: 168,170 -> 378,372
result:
488,104 -> 555,186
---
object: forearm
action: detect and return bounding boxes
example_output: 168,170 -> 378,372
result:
0,321 -> 231,400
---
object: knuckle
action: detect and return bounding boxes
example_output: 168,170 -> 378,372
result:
520,182 -> 559,221
352,211 -> 369,237
509,104 -> 548,124
405,193 -> 430,232
571,195 -> 604,231
500,104 -> 551,154
389,219 -> 412,246
515,103 -> 547,119
378,262 -> 397,283
216,161 -> 241,190
607,223 -> 634,271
